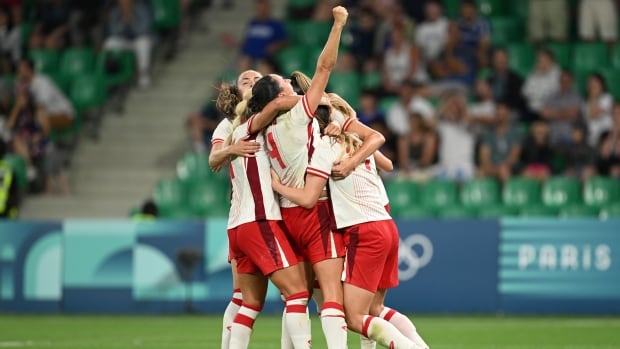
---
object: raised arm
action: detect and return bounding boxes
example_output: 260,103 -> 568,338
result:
304,7 -> 348,114
248,95 -> 301,134
271,169 -> 328,209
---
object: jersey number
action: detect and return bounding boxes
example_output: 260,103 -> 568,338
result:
266,132 -> 286,169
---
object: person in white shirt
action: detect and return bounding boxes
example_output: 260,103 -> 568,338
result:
521,49 -> 561,122
436,91 -> 475,180
468,78 -> 496,136
386,81 -> 435,138
583,73 -> 614,146
383,26 -> 426,94
16,59 -> 75,132
415,1 -> 449,66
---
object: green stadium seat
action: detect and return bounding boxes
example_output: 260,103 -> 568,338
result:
511,0 -> 528,18
69,74 -> 106,111
396,205 -> 436,219
489,17 -> 522,45
2,154 -> 28,189
600,203 -> 620,218
542,177 -> 581,209
328,72 -> 361,109
476,0 -> 507,16
477,205 -> 519,218
188,182 -> 229,217
545,43 -> 572,69
583,176 -> 620,207
361,71 -> 382,90
460,178 -> 501,209
385,179 -> 419,217
297,21 -> 331,47
152,0 -> 181,30
507,43 -> 535,77
572,43 -> 608,73
503,178 -> 541,209
47,72 -> 71,94
421,180 -> 458,210
437,205 -> 477,218
176,152 -> 212,183
276,45 -> 308,75
378,97 -> 398,114
59,48 -> 96,80
288,0 -> 317,9
444,0 -> 461,19
28,49 -> 60,74
153,179 -> 185,211
20,21 -> 34,47
96,49 -> 135,88
596,68 -> 620,99
610,45 -> 620,69
284,20 -> 302,44
520,205 -> 558,217
559,205 -> 600,218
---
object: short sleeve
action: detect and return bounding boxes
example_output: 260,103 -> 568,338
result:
286,95 -> 314,127
211,119 -> 233,145
307,136 -> 337,179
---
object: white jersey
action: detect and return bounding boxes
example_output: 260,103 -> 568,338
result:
309,136 -> 391,229
227,121 -> 282,229
265,95 -> 319,208
211,118 -> 233,146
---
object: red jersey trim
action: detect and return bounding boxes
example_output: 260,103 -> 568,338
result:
307,167 -> 330,179
211,138 -> 224,145
302,95 -> 313,119
342,117 -> 354,132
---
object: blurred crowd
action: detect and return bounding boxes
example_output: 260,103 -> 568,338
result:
189,0 -> 620,183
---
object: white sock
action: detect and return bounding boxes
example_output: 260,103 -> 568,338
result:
221,288 -> 242,349
312,280 -> 324,315
229,303 -> 261,349
285,291 -> 312,349
320,302 -> 347,349
360,335 -> 377,349
361,315 -> 416,349
281,306 -> 294,349
380,307 -> 428,349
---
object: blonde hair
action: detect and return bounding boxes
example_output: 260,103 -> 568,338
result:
290,70 -> 312,94
329,93 -> 356,120
225,90 -> 253,146
325,93 -> 362,157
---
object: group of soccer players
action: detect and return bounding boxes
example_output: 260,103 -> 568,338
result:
208,6 -> 429,349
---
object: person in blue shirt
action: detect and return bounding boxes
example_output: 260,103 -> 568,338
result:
457,0 -> 490,68
240,0 -> 288,69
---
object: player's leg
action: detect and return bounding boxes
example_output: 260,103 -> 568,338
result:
221,259 -> 242,349
369,289 -> 429,349
343,283 -> 415,349
313,257 -> 347,349
229,272 -> 268,349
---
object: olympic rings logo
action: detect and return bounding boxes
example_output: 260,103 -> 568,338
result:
398,234 -> 433,281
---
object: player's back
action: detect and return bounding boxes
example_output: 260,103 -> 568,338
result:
228,122 -> 282,229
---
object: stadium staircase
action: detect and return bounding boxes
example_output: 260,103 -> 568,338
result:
19,1 -> 270,219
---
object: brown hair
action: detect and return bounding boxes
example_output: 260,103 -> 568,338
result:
215,83 -> 242,120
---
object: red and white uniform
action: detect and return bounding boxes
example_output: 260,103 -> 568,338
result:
309,137 -> 399,292
227,121 -> 298,275
265,96 -> 344,264
211,118 -> 233,146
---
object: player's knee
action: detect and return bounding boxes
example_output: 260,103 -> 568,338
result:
368,303 -> 384,317
344,313 -> 363,333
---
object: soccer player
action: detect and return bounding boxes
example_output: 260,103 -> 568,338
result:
271,112 -> 429,349
211,70 -> 262,349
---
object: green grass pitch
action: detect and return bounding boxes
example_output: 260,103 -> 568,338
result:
0,315 -> 619,348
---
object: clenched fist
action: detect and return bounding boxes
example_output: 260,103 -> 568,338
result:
332,6 -> 348,26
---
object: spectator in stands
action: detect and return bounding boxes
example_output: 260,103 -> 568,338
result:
415,0 -> 449,67
0,79 -> 12,141
103,0 -> 154,88
382,26 -> 425,94
348,6 -> 377,62
436,90 -> 475,181
15,59 -> 74,132
578,0 -> 617,45
68,0 -> 105,48
528,0 -> 568,43
488,48 -> 526,115
29,0 -> 71,50
540,70 -> 582,146
132,199 -> 159,221
457,0 -> 490,68
583,73 -> 613,147
468,78 -> 496,136
0,5 -> 20,62
519,121 -> 555,181
596,103 -> 620,178
397,112 -> 438,180
0,138 -> 19,218
335,50 -> 357,72
356,90 -> 384,126
478,103 -> 522,182
239,0 -> 288,71
386,81 -> 435,140
430,22 -> 477,91
561,123 -> 597,181
374,1 -> 415,54
186,92 -> 226,153
522,49 -> 561,123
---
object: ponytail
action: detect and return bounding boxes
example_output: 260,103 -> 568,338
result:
215,83 -> 242,119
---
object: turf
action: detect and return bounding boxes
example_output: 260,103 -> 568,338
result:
0,315 -> 619,348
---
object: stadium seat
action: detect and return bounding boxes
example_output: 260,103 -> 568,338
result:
176,152 -> 212,183
361,71 -> 382,90
583,176 -> 620,207
437,205 -> 477,218
20,21 -> 34,47
559,205 -> 600,218
503,178 -> 541,209
96,49 -> 135,88
59,48 -> 96,80
572,43 -> 608,73
328,72 -> 361,109
507,43 -> 535,77
420,180 -> 458,210
153,179 -> 185,211
597,68 -> 620,99
610,44 -> 620,69
489,17 -> 522,45
288,0 -> 317,9
297,21 -> 331,47
2,154 -> 28,189
542,177 -> 581,209
460,178 -> 500,209
476,0 -> 507,16
477,205 -> 519,218
69,74 -> 107,111
48,72 -> 71,94
443,0 -> 461,19
276,45 -> 307,75
385,179 -> 419,217
152,0 -> 181,30
28,49 -> 60,74
378,97 -> 399,114
600,203 -> 620,218
188,182 -> 229,218
284,20 -> 301,43
520,205 -> 558,217
511,0 -> 528,18
396,205 -> 436,219
545,42 -> 572,69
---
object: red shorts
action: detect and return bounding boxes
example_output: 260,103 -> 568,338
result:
341,219 -> 399,292
228,220 -> 299,275
281,201 -> 345,265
